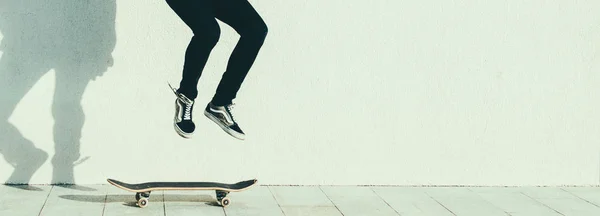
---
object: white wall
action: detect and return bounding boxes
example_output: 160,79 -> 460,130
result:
0,0 -> 599,186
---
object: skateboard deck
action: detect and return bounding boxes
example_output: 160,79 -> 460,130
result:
107,178 -> 257,208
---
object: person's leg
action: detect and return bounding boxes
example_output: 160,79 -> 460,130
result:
167,0 -> 220,100
165,0 -> 221,138
211,0 -> 268,106
203,0 -> 268,140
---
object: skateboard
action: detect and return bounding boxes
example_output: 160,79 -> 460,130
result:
106,178 -> 257,208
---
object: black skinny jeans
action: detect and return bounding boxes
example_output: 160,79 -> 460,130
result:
165,0 -> 268,105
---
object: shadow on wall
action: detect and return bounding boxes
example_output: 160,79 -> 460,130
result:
0,0 -> 116,185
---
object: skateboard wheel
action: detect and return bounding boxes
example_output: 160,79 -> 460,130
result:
138,198 -> 149,208
135,193 -> 141,201
220,197 -> 230,207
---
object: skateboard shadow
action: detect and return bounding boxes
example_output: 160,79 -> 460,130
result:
55,184 -> 99,192
60,194 -> 219,207
0,0 -> 116,187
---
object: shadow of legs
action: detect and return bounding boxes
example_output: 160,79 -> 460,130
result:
0,53 -> 49,185
51,67 -> 90,185
2,124 -> 48,184
1,0 -> 116,186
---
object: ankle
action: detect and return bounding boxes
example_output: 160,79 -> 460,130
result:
210,99 -> 231,107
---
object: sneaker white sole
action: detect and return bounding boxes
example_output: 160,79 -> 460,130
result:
204,110 -> 245,140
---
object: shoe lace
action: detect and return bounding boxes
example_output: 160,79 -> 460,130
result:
226,103 -> 236,122
183,102 -> 192,120
178,93 -> 193,121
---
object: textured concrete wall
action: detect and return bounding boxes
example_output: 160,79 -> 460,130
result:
1,0 -> 599,186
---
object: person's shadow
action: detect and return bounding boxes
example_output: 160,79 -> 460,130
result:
0,0 -> 116,186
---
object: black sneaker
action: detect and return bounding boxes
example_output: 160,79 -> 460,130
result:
169,83 -> 195,138
204,102 -> 245,140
